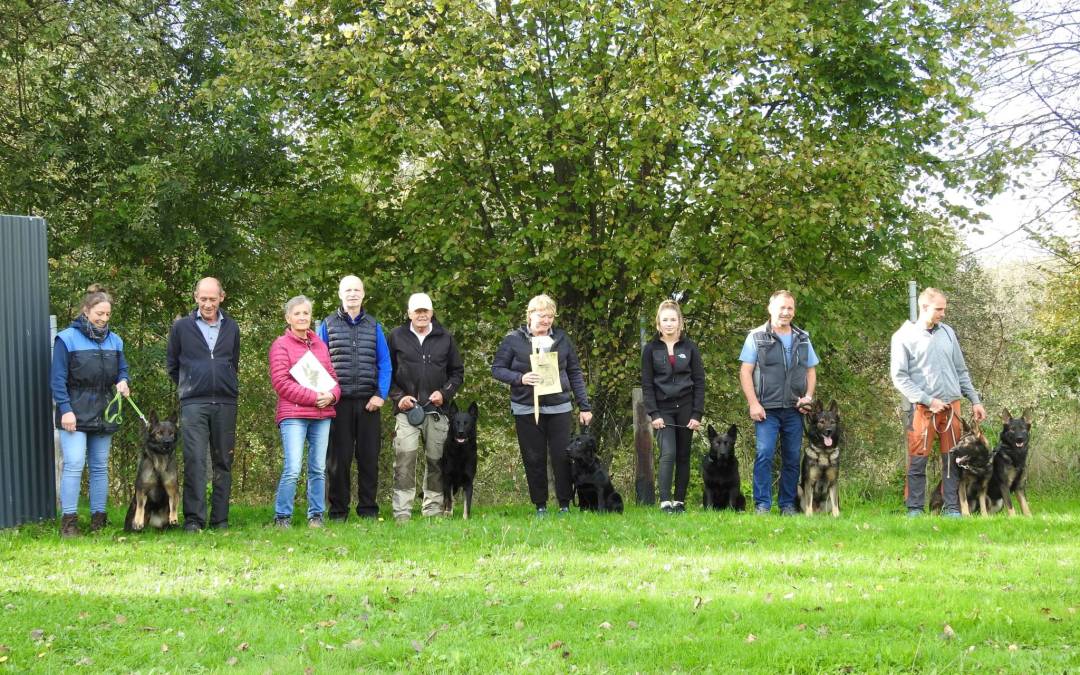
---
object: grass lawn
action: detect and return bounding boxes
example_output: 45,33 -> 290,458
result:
1,497 -> 1077,673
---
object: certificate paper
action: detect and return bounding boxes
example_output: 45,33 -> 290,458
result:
289,351 -> 337,393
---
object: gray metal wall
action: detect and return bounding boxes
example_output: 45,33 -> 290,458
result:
0,214 -> 55,528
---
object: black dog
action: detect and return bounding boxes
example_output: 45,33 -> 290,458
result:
440,401 -> 478,519
702,424 -> 746,511
123,410 -> 180,531
930,416 -> 995,516
567,433 -> 623,513
988,408 -> 1033,516
799,399 -> 842,516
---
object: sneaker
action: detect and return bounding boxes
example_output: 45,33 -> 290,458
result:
535,506 -> 548,518
273,516 -> 291,529
780,506 -> 798,517
672,501 -> 686,514
60,514 -> 80,538
660,501 -> 674,513
755,505 -> 771,515
308,515 -> 324,528
557,507 -> 570,516
906,508 -> 924,518
89,512 -> 108,532
941,509 -> 962,519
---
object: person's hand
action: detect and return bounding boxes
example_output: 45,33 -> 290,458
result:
687,419 -> 701,431
315,391 -> 335,408
928,398 -> 946,414
796,395 -> 812,413
579,411 -> 593,427
61,412 -> 77,432
399,396 -> 417,411
115,380 -> 130,397
748,402 -> 766,422
651,418 -> 666,430
366,396 -> 385,412
521,371 -> 542,386
972,403 -> 987,423
429,390 -> 444,407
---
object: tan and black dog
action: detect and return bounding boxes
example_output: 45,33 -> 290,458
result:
931,417 -> 994,516
988,409 -> 1033,517
123,410 -> 180,531
798,399 -> 841,517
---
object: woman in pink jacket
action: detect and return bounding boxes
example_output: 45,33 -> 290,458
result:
269,295 -> 341,528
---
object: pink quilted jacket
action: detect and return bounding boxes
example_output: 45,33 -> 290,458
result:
269,329 -> 341,424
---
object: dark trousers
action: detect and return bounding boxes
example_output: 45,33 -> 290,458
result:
656,406 -> 693,503
326,396 -> 382,518
181,402 -> 236,528
514,412 -> 572,508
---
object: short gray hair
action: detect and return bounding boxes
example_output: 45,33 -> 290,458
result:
284,295 -> 313,317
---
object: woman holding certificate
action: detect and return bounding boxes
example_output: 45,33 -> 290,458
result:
269,295 -> 341,528
492,294 -> 592,516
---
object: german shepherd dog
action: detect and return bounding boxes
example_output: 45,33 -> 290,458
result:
988,409 -> 1033,516
702,424 -> 747,511
440,401 -> 478,519
123,410 -> 180,531
930,417 -> 994,516
799,400 -> 841,516
567,432 -> 624,513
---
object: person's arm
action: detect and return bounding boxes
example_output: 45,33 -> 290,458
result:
739,361 -> 765,421
803,366 -> 816,402
268,341 -> 318,407
889,332 -> 931,405
229,320 -> 241,373
115,339 -> 131,396
317,319 -> 329,344
50,339 -> 72,415
166,320 -> 181,385
375,324 -> 391,400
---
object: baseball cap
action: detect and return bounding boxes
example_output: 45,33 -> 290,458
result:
408,292 -> 433,313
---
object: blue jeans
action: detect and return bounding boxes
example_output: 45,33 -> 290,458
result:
59,430 -> 113,515
752,407 -> 803,510
275,418 -> 331,519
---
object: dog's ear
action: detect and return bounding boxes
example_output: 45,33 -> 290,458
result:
828,400 -> 838,414
1002,408 -> 1012,424
449,401 -> 458,415
727,423 -> 738,440
959,416 -> 972,434
149,409 -> 159,426
1021,408 -> 1032,426
707,424 -> 717,438
811,399 -> 823,414
468,401 -> 478,420
168,410 -> 178,425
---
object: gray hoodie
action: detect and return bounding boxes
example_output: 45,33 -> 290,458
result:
890,320 -> 980,406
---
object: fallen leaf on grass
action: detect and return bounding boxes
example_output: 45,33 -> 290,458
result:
344,638 -> 366,649
745,633 -> 757,643
627,621 -> 639,630
316,620 -> 337,628
114,615 -> 127,625
942,624 -> 956,640
598,622 -> 612,630
226,656 -> 238,666
796,624 -> 807,631
411,639 -> 423,653
782,593 -> 794,601
1040,607 -> 1052,614
0,656 -> 7,664
236,642 -> 249,651
217,627 -> 226,635
548,640 -> 564,650
30,629 -> 44,641
141,626 -> 158,633
77,612 -> 89,620
75,656 -> 92,666
763,594 -> 773,604
513,619 -> 525,630
160,644 -> 169,653
1008,644 -> 1018,652
0,645 -> 9,654
182,607 -> 196,614
816,625 -> 830,637
693,596 -> 704,610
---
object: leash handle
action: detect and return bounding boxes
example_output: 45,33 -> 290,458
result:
104,391 -> 149,427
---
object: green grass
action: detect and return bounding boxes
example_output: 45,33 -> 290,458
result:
1,499 -> 1078,673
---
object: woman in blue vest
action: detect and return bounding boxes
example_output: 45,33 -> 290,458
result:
50,285 -> 130,537
641,299 -> 706,513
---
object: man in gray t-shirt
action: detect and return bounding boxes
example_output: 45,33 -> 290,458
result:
890,287 -> 986,517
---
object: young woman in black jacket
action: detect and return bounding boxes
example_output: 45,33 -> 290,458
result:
641,299 -> 705,513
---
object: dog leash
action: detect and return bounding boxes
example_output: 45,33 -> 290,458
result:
104,391 -> 149,427
652,423 -> 711,452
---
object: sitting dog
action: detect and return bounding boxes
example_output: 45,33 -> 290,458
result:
567,432 -> 623,513
930,417 -> 995,516
123,410 -> 180,531
988,409 -> 1033,516
798,399 -> 841,516
440,402 -> 478,519
702,424 -> 746,511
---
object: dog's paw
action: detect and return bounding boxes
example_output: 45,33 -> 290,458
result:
168,516 -> 179,526
132,520 -> 145,531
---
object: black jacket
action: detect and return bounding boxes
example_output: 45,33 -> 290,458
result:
387,319 -> 464,413
641,335 -> 706,421
491,326 -> 591,412
166,309 -> 240,405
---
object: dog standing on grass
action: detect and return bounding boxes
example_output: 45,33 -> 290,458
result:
702,424 -> 747,511
798,400 -> 841,517
124,410 -> 180,531
440,402 -> 478,519
988,409 -> 1033,516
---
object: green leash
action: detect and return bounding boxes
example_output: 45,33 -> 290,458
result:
104,391 -> 149,427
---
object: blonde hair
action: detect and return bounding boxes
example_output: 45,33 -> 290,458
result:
918,287 -> 946,307
525,294 -> 558,324
655,299 -> 684,337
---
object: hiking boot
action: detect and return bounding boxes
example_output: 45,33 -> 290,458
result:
273,516 -> 291,529
89,512 -> 108,532
780,506 -> 798,517
308,515 -> 324,529
754,505 -> 771,515
394,514 -> 410,524
60,514 -> 80,538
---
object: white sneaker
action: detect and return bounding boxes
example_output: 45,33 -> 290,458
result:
660,500 -> 674,513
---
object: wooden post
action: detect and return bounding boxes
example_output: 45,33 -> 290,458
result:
632,387 -> 655,505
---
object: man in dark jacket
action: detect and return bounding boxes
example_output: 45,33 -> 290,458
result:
317,275 -> 391,520
738,290 -> 819,516
387,293 -> 464,522
166,277 -> 240,531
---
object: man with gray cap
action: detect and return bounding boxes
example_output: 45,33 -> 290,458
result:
891,287 -> 986,517
387,293 -> 464,522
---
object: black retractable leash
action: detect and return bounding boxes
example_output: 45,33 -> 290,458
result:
405,399 -> 442,427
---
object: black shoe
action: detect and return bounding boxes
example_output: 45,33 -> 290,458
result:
535,506 -> 548,518
183,522 -> 203,533
210,522 -> 229,531
328,514 -> 348,523
557,507 -> 570,516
